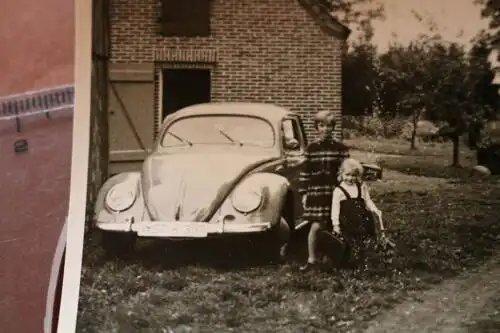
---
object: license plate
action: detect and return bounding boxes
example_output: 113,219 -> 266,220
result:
135,222 -> 208,238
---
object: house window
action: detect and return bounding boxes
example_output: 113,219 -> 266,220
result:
161,0 -> 210,37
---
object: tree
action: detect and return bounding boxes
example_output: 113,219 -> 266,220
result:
375,34 -> 494,165
341,3 -> 383,117
369,9 -> 440,149
429,42 -> 472,166
375,38 -> 434,149
468,30 -> 499,122
461,30 -> 500,156
476,0 -> 500,44
342,40 -> 377,116
369,44 -> 410,136
418,37 -> 495,166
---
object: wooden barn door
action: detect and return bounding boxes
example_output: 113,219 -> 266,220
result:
108,63 -> 155,174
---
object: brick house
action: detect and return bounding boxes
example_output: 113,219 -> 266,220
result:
105,0 -> 350,174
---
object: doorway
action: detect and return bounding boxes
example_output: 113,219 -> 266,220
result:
161,68 -> 211,121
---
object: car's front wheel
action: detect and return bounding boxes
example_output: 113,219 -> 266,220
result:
100,231 -> 137,259
250,217 -> 291,264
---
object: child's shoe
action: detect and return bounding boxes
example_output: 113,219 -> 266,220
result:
299,260 -> 320,272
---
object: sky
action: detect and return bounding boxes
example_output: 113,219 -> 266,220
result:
350,0 -> 492,53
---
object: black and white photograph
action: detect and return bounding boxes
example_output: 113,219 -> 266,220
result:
74,0 -> 500,332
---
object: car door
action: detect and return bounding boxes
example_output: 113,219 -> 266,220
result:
279,116 -> 307,225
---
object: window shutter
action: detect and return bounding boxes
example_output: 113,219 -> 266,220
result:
161,0 -> 188,36
161,0 -> 210,37
187,0 -> 210,37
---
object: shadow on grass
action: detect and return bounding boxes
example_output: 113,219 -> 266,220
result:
81,229 -> 311,272
82,214 -> 500,279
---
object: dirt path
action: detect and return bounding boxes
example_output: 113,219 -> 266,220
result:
363,253 -> 500,333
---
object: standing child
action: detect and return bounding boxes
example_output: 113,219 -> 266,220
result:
330,158 -> 386,266
299,111 -> 349,272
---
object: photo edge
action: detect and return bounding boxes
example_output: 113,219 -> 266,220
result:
55,0 -> 93,332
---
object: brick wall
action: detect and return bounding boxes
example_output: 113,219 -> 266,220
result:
109,0 -> 345,141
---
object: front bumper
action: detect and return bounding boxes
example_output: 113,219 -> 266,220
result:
95,219 -> 274,238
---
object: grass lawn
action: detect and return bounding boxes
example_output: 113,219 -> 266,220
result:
345,137 -> 475,159
346,137 -> 482,179
76,140 -> 500,333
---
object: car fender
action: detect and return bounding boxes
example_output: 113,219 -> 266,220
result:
93,172 -> 143,222
221,172 -> 291,226
261,173 -> 292,225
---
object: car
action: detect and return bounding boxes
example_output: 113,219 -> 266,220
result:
93,102 -> 382,260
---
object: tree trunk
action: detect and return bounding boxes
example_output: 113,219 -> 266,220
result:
452,135 -> 460,167
410,113 -> 419,150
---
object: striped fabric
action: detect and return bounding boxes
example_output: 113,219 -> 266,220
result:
299,136 -> 350,221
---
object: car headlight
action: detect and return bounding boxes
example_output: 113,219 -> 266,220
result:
231,186 -> 262,214
105,182 -> 137,212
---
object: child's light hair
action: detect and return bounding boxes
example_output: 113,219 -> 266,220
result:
337,158 -> 364,182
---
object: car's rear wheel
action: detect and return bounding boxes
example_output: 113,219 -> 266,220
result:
101,231 -> 137,259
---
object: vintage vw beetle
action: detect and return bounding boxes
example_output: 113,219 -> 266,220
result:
93,102 -> 382,258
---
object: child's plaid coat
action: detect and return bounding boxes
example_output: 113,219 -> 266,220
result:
299,136 -> 350,222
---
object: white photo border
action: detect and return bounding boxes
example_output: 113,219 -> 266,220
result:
56,0 -> 92,332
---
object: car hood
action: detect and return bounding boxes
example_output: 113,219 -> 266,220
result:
142,151 -> 279,222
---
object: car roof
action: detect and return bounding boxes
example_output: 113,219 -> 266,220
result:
164,102 -> 299,124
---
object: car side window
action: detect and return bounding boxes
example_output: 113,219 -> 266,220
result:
282,118 -> 304,151
296,116 -> 308,146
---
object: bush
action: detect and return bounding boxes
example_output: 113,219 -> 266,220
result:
343,115 -> 448,143
343,115 -> 409,139
400,120 -> 448,143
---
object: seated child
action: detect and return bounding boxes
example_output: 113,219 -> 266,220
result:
330,158 -> 386,265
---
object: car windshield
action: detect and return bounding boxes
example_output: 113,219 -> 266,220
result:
160,115 -> 275,148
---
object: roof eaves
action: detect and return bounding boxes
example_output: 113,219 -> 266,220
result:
298,0 -> 351,40
324,12 -> 352,40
